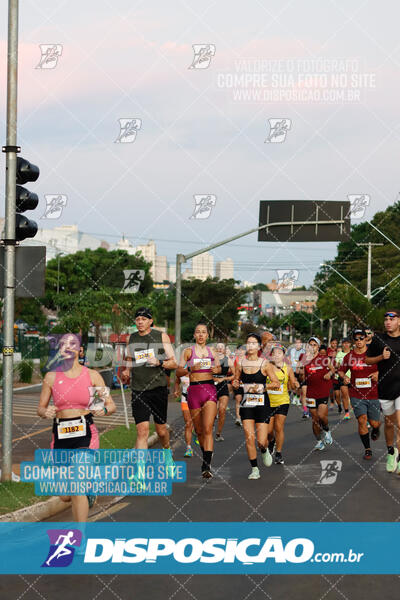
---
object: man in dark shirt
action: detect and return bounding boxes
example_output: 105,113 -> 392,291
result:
366,310 -> 400,473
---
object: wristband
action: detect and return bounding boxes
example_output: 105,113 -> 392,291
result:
103,407 -> 108,415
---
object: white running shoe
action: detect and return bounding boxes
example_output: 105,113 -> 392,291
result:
323,430 -> 333,445
261,449 -> 273,467
314,440 -> 325,451
248,467 -> 260,480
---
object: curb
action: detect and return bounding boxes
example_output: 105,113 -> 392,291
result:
0,431 -> 161,522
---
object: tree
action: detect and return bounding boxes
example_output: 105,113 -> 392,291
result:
317,284 -> 384,330
164,278 -> 248,342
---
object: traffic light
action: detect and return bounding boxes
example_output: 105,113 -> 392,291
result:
15,157 -> 39,241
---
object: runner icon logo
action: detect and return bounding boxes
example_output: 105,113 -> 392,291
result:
276,270 -> 298,293
190,195 -> 217,219
317,460 -> 342,485
265,119 -> 292,143
115,118 -> 142,143
42,529 -> 82,567
347,194 -> 370,219
36,44 -> 63,69
41,195 -> 68,219
188,44 -> 216,69
122,270 -> 145,293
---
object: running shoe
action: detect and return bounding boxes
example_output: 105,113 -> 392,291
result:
215,433 -> 224,442
337,405 -> 342,414
261,448 -> 273,467
302,411 -> 309,420
235,419 -> 242,427
248,467 -> 260,480
163,448 -> 176,478
268,439 -> 275,454
343,412 -> 351,421
193,433 -> 200,446
184,446 -> 193,457
386,448 -> 399,473
202,469 -> 213,479
371,427 -> 380,441
363,449 -> 372,460
314,440 -> 325,451
323,430 -> 333,445
87,495 -> 96,509
274,452 -> 284,465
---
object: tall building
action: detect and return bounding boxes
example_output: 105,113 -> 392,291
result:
133,240 -> 168,282
155,255 -> 168,282
168,264 -> 176,283
30,224 -> 103,260
191,252 -> 214,281
216,258 -> 234,280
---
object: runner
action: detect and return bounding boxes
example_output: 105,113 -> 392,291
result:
327,338 -> 338,406
267,344 -> 300,464
364,328 -> 374,347
232,333 -> 280,479
174,372 -> 193,457
338,329 -> 380,460
287,338 -> 303,406
213,342 -> 234,441
261,331 -> 275,361
301,336 -> 335,451
37,333 -> 116,522
177,323 -> 221,478
366,310 -> 400,473
334,338 -> 352,420
233,344 -> 246,427
122,307 -> 177,459
297,343 -> 314,420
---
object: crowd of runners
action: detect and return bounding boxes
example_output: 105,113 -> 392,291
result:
37,306 -> 400,522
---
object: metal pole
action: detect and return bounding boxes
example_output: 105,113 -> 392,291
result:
2,0 -> 19,482
175,254 -> 184,351
357,242 -> 383,300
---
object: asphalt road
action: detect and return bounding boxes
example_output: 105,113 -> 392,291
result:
1,396 -> 399,598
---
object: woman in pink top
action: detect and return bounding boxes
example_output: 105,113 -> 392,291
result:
177,323 -> 221,478
37,333 -> 116,522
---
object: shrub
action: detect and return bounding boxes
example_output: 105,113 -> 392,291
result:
18,360 -> 34,384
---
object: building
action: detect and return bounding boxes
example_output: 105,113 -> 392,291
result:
191,252 -> 214,280
216,258 -> 234,280
154,255 -> 168,283
28,224 -> 104,261
168,264 -> 176,283
260,290 -> 318,316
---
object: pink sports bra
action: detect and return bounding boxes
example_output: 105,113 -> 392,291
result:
187,345 -> 214,373
51,366 -> 92,411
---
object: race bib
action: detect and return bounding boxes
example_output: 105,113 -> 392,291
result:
57,417 -> 86,439
243,393 -> 265,407
306,398 -> 316,408
134,348 -> 155,364
268,383 -> 284,396
355,377 -> 372,388
193,358 -> 211,369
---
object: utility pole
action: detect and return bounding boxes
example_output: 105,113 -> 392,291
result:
357,242 -> 383,300
1,0 -> 19,482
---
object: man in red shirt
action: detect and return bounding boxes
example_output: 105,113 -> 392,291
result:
338,329 -> 380,460
302,337 -> 335,451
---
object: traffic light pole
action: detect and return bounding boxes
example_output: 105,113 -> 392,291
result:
1,0 -> 19,481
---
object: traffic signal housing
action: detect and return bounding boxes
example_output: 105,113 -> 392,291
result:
15,157 -> 39,241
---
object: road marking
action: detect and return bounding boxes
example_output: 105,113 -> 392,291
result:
0,426 -> 53,447
89,501 -> 130,522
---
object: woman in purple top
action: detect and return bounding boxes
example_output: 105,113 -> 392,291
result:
178,323 -> 221,478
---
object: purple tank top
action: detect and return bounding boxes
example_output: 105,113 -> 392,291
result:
187,345 -> 214,373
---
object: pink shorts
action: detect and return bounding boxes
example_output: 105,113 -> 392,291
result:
187,381 -> 217,410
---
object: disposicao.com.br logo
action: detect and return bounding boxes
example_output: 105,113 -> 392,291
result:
83,536 -> 363,566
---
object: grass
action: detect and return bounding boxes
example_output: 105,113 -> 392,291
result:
0,481 -> 48,517
0,423 -> 156,516
99,423 -> 155,449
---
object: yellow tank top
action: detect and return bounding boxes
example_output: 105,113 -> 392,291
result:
267,363 -> 290,407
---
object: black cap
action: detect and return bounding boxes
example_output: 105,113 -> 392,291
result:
341,337 -> 351,343
135,307 -> 152,320
352,328 -> 365,339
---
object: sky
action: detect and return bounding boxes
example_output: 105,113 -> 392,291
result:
1,0 -> 400,288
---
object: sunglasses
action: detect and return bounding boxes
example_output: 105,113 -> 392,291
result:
354,336 -> 365,341
365,331 -> 372,335
385,313 -> 398,318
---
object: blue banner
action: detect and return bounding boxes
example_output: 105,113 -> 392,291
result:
0,522 -> 398,574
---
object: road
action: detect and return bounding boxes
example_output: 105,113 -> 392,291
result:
1,394 -> 399,598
